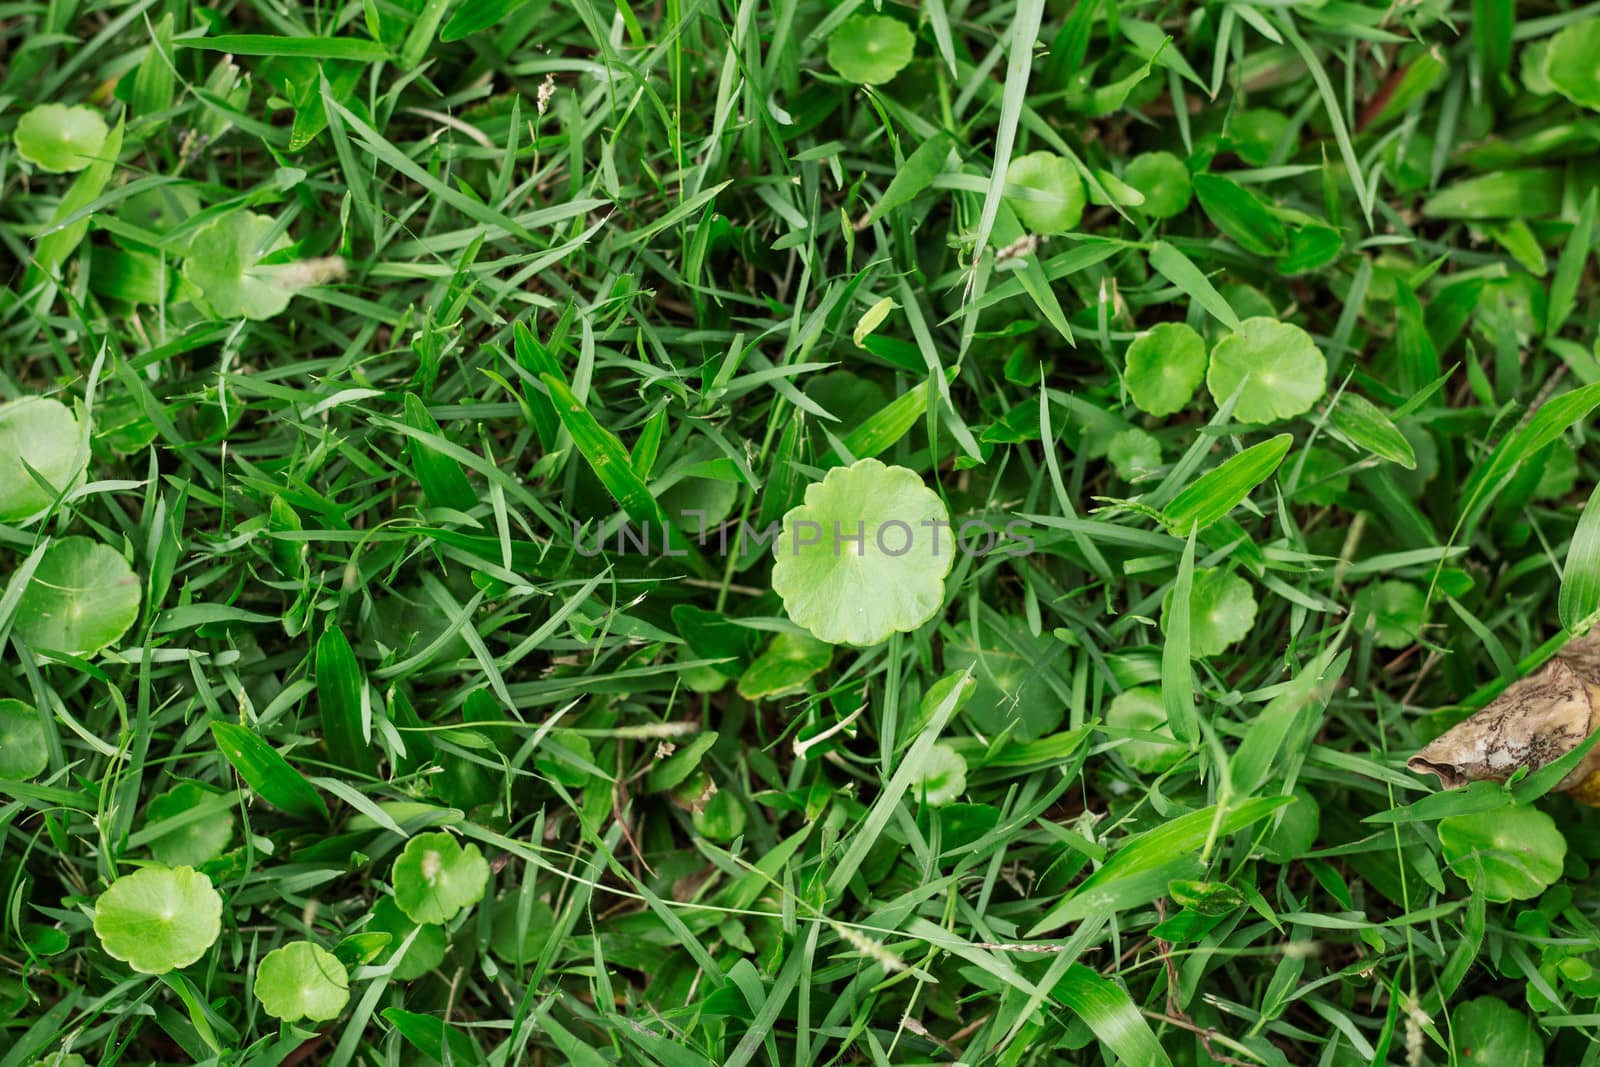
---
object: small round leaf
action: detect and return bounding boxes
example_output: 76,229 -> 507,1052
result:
93,865 -> 223,974
254,941 -> 350,1022
392,831 -> 489,925
1352,581 -> 1427,649
368,895 -> 449,980
490,896 -> 555,965
145,783 -> 235,867
1546,20 -> 1600,111
1105,687 -> 1183,773
1124,151 -> 1192,219
1107,427 -> 1162,481
912,743 -> 967,807
1163,568 -> 1258,657
1438,804 -> 1566,902
0,397 -> 86,524
1125,322 -> 1207,417
771,458 -> 954,646
11,537 -> 142,656
1205,317 -> 1327,423
13,104 -> 109,173
0,699 -> 48,779
826,15 -> 915,85
181,212 -> 295,321
1004,151 -> 1085,235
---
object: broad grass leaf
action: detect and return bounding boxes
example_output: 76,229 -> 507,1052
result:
1053,964 -> 1175,1067
316,627 -> 378,776
1328,393 -> 1416,468
1560,481 -> 1600,633
210,722 -> 329,820
1162,433 -> 1292,534
1146,241 -> 1240,330
1193,173 -> 1286,255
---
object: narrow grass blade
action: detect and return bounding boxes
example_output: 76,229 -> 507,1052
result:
211,722 -> 328,820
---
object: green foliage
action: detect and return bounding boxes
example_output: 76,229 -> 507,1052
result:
5,1 -> 1600,1063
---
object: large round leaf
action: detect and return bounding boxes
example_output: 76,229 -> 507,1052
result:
1438,804 -> 1566,902
254,941 -> 350,1022
1451,995 -> 1543,1065
0,397 -> 86,524
491,896 -> 556,965
771,458 -> 953,646
826,15 -> 915,85
1546,20 -> 1600,111
93,865 -> 223,974
1124,322 -> 1206,417
392,831 -> 489,925
1124,151 -> 1192,219
13,104 -> 108,173
11,537 -> 141,656
1205,317 -> 1327,423
181,212 -> 294,321
0,699 -> 49,779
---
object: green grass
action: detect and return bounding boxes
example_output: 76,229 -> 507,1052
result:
3,1 -> 1600,1065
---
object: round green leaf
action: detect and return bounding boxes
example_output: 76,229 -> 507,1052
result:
368,894 -> 449,980
1124,151 -> 1192,219
181,212 -> 295,321
0,699 -> 48,779
771,458 -> 954,646
943,620 -> 1063,741
13,104 -> 109,173
1163,568 -> 1257,657
11,537 -> 142,656
1352,581 -> 1426,649
254,940 -> 350,1022
1205,317 -> 1327,423
912,743 -> 967,807
145,782 -> 234,867
692,782 -> 748,841
0,397 -> 86,524
93,865 -> 223,974
1438,804 -> 1566,903
1226,108 -> 1293,166
392,831 -> 489,925
826,15 -> 915,85
1004,151 -> 1085,235
1107,427 -> 1162,481
1546,20 -> 1600,111
1125,322 -> 1207,417
490,896 -> 555,965
1105,687 -> 1183,773
1451,995 -> 1544,1065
